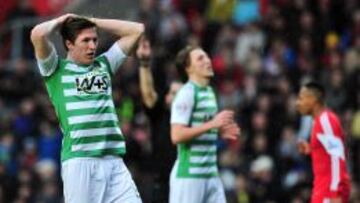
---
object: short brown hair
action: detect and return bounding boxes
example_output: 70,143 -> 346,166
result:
60,17 -> 96,51
175,45 -> 198,82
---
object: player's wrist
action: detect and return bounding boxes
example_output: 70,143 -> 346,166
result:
207,119 -> 218,129
89,17 -> 98,25
47,19 -> 59,33
139,59 -> 150,68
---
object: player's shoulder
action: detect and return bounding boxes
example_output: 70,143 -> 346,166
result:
327,109 -> 340,119
173,82 -> 195,102
317,109 -> 341,132
320,109 -> 340,123
178,82 -> 195,95
94,56 -> 109,67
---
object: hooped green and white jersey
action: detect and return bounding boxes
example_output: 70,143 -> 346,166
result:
37,44 -> 126,161
171,81 -> 219,178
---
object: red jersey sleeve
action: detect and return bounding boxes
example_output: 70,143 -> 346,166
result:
317,111 -> 346,196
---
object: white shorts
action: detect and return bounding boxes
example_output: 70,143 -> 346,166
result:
169,161 -> 226,203
61,156 -> 142,203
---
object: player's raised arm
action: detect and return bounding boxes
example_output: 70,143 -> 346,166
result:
137,37 -> 158,108
31,14 -> 77,60
90,17 -> 144,55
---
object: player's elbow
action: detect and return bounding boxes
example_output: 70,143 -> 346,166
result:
171,135 -> 181,145
30,25 -> 46,43
171,127 -> 183,145
171,124 -> 190,144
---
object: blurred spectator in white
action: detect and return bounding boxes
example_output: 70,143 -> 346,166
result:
249,155 -> 276,203
235,23 -> 265,66
34,159 -> 56,182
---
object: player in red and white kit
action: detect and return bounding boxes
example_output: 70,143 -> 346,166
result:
296,82 -> 350,203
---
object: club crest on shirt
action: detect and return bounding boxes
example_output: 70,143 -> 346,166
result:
75,71 -> 109,95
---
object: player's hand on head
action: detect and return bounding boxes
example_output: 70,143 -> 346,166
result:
211,110 -> 234,128
297,139 -> 311,155
136,36 -> 151,61
56,13 -> 78,24
220,121 -> 240,140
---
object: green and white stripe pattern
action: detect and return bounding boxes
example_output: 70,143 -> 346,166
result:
176,82 -> 219,178
44,56 -> 125,161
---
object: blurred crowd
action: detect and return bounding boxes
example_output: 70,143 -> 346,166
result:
0,0 -> 360,203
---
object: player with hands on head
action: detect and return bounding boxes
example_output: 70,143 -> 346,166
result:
31,13 -> 144,203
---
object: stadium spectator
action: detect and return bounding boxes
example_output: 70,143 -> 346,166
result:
137,37 -> 181,203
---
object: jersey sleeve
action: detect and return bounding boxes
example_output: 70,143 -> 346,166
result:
297,116 -> 313,140
36,44 -> 58,77
171,85 -> 194,125
318,112 -> 346,194
318,112 -> 345,160
101,43 -> 127,74
317,133 -> 345,159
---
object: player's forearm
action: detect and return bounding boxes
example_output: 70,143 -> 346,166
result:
31,19 -> 58,42
31,19 -> 60,59
91,18 -> 144,38
31,14 -> 78,59
171,121 -> 216,144
139,67 -> 158,108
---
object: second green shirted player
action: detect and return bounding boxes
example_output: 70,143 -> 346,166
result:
170,46 -> 241,203
31,14 -> 144,203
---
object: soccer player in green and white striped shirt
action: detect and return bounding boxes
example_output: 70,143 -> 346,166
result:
30,14 -> 144,203
170,46 -> 241,203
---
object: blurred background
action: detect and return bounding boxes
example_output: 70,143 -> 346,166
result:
0,0 -> 359,202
